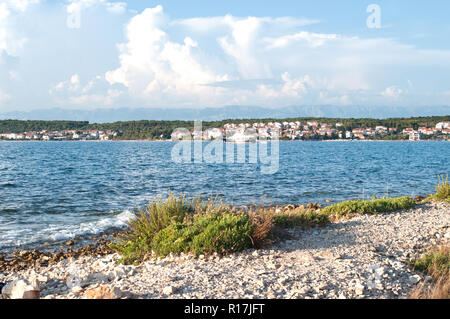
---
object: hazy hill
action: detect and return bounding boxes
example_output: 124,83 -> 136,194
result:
1,105 -> 449,123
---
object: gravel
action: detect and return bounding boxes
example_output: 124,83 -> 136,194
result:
1,201 -> 449,299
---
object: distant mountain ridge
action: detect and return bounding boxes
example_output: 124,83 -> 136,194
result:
1,105 -> 449,123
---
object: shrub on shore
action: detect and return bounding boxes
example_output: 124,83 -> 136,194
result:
321,196 -> 416,217
109,193 -> 194,264
425,174 -> 450,204
152,214 -> 253,257
410,245 -> 449,278
409,244 -> 449,299
260,208 -> 330,228
109,194 -> 329,264
246,207 -> 330,247
109,194 -> 232,264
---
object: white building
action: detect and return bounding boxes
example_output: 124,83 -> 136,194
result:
204,128 -> 223,140
409,131 -> 423,141
436,122 -> 450,129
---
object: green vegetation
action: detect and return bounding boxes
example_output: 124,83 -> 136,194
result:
110,193 -> 425,264
109,194 -> 329,264
425,175 -> 450,203
322,196 -> 416,217
109,193 -> 227,264
0,120 -> 89,134
409,245 -> 450,299
152,214 -> 253,257
260,208 -> 330,228
410,245 -> 450,277
1,115 -> 449,140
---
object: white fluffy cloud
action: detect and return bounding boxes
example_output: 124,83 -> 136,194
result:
50,74 -> 81,93
103,7 -> 349,107
382,86 -> 404,99
105,6 -> 230,107
3,0 -> 40,12
2,2 -> 450,111
0,1 -> 40,57
49,73 -> 125,107
67,0 -> 126,14
100,5 -> 450,108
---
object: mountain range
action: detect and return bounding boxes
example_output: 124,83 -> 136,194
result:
1,105 -> 449,123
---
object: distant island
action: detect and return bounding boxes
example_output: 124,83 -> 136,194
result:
0,116 -> 449,141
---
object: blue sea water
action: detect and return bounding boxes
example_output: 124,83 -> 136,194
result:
0,140 -> 448,251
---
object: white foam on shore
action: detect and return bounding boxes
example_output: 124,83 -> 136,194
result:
48,209 -> 133,241
0,210 -> 134,251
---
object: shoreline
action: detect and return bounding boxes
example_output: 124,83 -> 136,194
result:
0,195 -> 434,257
0,195 -> 421,256
1,139 -> 448,143
1,200 -> 449,299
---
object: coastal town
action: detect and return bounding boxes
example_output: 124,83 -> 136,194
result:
0,129 -> 120,141
173,120 -> 450,142
1,120 -> 449,142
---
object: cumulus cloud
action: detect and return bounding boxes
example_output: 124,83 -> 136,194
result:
49,73 -> 126,107
382,86 -> 404,99
105,6 -> 230,107
67,0 -> 126,14
103,6 -> 359,107
2,2 -> 450,110
0,1 -> 40,57
3,0 -> 40,12
50,74 -> 81,93
100,5 -> 450,108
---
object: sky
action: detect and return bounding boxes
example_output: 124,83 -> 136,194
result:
1,0 -> 450,113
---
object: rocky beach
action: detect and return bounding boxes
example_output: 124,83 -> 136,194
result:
1,201 -> 449,299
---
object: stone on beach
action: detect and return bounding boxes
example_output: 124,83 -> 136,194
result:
0,201 -> 448,300
84,285 -> 123,299
162,285 -> 178,295
1,279 -> 40,299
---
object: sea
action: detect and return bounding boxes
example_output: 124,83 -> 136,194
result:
0,140 -> 448,252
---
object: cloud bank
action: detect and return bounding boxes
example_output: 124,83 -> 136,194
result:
1,2 -> 450,111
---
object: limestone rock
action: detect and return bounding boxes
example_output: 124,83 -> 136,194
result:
162,285 -> 177,295
354,283 -> 365,296
296,252 -> 316,263
71,286 -> 84,294
84,285 -> 122,299
315,251 -> 341,260
1,279 -> 40,299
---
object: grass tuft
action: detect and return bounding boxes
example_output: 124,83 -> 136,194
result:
409,244 -> 450,299
109,194 -> 256,263
410,245 -> 450,278
108,193 -> 194,264
248,212 -> 275,248
321,196 -> 416,218
151,213 -> 253,257
109,194 -> 332,264
409,276 -> 450,299
269,208 -> 329,228
425,174 -> 450,204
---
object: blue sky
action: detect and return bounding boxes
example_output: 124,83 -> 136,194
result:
1,0 -> 450,112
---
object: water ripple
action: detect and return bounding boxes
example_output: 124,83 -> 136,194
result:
0,140 -> 448,251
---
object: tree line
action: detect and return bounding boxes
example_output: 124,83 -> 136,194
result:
0,115 -> 449,140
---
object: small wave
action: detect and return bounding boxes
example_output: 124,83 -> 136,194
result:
0,208 -> 18,214
0,182 -> 17,188
48,210 -> 133,241
0,210 -> 133,251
